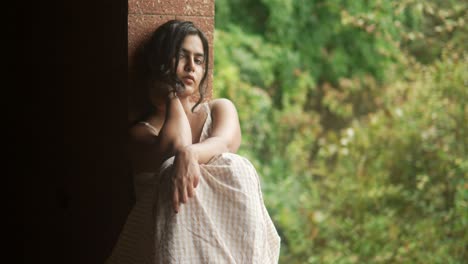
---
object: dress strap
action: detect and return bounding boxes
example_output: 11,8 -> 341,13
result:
199,102 -> 212,142
139,122 -> 159,136
139,103 -> 210,138
203,101 -> 211,115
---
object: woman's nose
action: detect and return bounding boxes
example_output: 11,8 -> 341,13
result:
184,58 -> 195,72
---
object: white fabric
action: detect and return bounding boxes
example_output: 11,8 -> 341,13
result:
107,103 -> 280,263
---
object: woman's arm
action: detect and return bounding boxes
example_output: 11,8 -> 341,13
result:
132,97 -> 241,213
157,95 -> 193,161
181,98 -> 241,164
171,98 -> 241,213
129,92 -> 192,169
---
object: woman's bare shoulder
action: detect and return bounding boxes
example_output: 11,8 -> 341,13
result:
129,123 -> 158,144
208,98 -> 237,112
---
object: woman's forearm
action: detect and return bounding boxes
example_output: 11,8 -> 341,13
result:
182,137 -> 231,164
158,97 -> 192,159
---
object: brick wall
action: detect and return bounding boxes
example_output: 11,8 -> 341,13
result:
128,0 -> 215,120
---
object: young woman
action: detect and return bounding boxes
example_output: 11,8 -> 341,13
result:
107,20 -> 280,263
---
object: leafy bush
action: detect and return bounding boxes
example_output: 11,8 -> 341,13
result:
214,0 -> 467,262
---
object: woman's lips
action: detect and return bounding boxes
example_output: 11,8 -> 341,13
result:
182,77 -> 194,85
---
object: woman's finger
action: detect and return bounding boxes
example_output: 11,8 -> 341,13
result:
187,181 -> 195,198
173,187 -> 179,213
180,183 -> 188,203
193,174 -> 199,188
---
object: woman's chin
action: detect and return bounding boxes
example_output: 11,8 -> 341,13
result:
177,86 -> 197,97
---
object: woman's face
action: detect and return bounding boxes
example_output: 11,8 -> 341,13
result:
175,34 -> 205,96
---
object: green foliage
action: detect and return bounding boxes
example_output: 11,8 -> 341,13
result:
308,53 -> 467,263
214,0 -> 467,262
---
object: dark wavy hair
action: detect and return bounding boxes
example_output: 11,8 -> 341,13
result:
145,20 -> 209,111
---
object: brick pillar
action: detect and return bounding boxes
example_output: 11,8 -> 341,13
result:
128,0 -> 215,122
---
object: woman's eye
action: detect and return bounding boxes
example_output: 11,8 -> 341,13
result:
195,58 -> 204,65
178,53 -> 185,59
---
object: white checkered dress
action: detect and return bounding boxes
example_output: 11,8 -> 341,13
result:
106,103 -> 280,263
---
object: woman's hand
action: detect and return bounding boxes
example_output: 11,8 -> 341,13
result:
172,146 -> 200,213
151,79 -> 175,98
150,77 -> 185,102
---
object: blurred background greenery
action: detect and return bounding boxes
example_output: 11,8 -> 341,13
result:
213,0 -> 467,263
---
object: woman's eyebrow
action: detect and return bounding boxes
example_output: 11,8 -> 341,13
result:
181,48 -> 204,57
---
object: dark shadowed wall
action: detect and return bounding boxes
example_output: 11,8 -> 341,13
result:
23,1 -> 214,263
